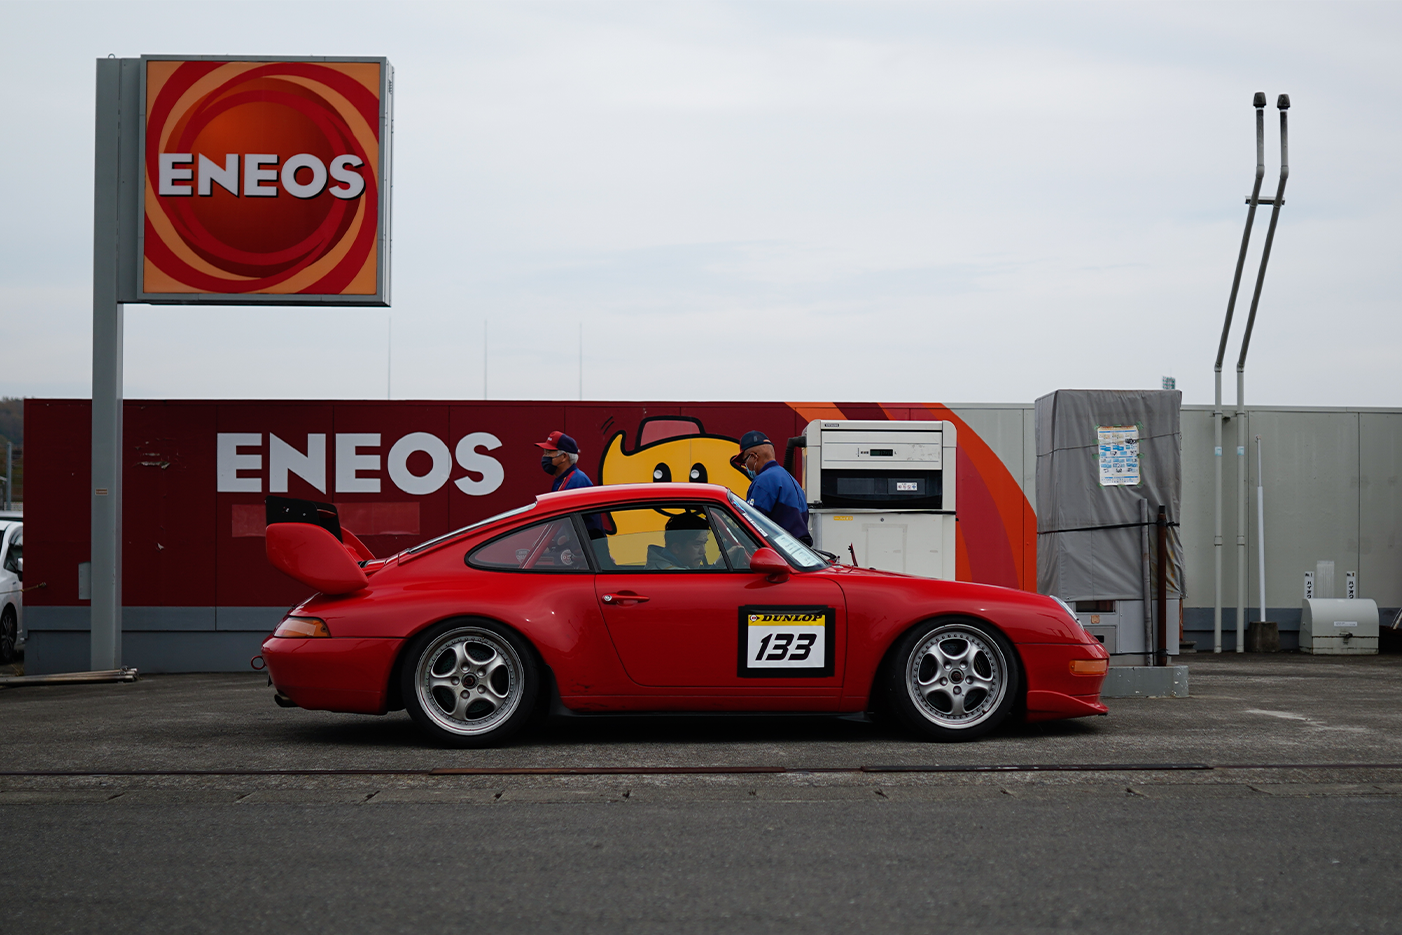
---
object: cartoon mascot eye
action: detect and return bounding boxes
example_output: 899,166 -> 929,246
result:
652,463 -> 671,482
689,463 -> 708,483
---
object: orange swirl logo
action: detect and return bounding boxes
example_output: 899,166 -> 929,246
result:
143,59 -> 386,297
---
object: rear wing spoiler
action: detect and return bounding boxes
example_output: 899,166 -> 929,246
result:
265,496 -> 374,561
263,497 -> 375,595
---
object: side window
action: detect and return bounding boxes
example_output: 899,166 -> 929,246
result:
711,509 -> 761,567
2,534 -> 18,574
593,505 -> 734,572
467,519 -> 589,572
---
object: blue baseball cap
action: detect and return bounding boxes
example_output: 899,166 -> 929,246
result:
738,430 -> 772,453
535,431 -> 579,454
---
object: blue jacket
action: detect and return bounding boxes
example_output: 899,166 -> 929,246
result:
746,461 -> 812,544
552,466 -> 593,493
553,467 -> 605,536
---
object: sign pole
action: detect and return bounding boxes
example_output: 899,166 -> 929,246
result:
90,58 -> 139,671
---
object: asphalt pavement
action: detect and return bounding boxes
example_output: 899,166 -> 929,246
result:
3,652 -> 1401,934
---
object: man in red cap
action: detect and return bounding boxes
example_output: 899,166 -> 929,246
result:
536,431 -> 594,493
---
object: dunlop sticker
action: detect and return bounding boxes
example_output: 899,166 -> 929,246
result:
737,605 -> 835,678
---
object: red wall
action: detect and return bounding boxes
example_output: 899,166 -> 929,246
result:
25,399 -> 1037,612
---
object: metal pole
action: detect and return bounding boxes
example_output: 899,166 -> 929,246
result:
1235,94 -> 1289,654
91,58 -> 133,671
1213,92 -> 1267,654
578,322 -> 583,400
1236,370 -> 1246,652
1256,435 -> 1266,623
1157,505 -> 1168,667
1140,498 -> 1153,664
4,441 -> 11,511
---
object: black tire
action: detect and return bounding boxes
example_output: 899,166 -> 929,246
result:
400,619 -> 538,748
0,605 -> 16,664
882,617 -> 1019,742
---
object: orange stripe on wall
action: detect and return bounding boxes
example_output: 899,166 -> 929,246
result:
786,402 -> 848,426
884,403 -> 1037,592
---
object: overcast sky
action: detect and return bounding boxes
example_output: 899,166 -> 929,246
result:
2,1 -> 1399,408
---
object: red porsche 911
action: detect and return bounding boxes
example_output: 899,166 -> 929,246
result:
259,484 -> 1109,747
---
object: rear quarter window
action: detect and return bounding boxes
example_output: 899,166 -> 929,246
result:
467,518 -> 589,573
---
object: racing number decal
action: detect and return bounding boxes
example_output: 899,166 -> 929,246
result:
737,605 -> 836,678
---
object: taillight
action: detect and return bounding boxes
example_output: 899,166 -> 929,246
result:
1069,658 -> 1108,677
273,616 -> 332,638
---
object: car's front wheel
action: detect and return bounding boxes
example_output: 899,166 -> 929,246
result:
401,619 -> 538,747
883,617 -> 1018,742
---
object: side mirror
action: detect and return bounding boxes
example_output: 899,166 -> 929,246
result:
266,522 -> 369,595
14,557 -> 21,583
749,547 -> 790,582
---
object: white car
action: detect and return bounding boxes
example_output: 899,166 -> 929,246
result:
0,518 -> 23,663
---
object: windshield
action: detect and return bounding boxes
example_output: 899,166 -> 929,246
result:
728,493 -> 826,571
404,504 -> 536,555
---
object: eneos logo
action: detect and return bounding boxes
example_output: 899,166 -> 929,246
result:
142,58 -> 389,299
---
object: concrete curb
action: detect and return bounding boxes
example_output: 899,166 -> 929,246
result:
1101,665 -> 1189,698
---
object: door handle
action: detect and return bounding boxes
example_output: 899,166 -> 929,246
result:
601,593 -> 650,605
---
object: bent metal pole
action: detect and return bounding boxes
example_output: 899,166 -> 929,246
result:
1235,94 -> 1290,653
1213,92 -> 1267,654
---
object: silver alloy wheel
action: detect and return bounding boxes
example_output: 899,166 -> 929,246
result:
904,624 -> 1008,729
413,627 -> 524,737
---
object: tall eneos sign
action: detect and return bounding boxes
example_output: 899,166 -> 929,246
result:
139,57 -> 392,304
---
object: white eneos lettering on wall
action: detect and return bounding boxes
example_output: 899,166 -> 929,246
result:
216,433 -> 262,492
269,434 -> 326,494
455,433 -> 504,496
336,434 -> 381,493
215,432 -> 505,496
388,433 -> 453,496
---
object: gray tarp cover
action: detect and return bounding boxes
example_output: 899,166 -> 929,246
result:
1035,389 -> 1184,601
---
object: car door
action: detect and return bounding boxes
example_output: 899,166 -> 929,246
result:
592,502 -> 846,693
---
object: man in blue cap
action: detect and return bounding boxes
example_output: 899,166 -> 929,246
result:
536,430 -> 594,493
734,430 -> 812,545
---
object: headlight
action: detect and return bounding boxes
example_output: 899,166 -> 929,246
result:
1048,595 -> 1084,628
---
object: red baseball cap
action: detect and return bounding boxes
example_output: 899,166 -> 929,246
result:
534,431 -> 579,454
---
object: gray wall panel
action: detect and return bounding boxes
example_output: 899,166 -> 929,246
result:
26,629 -> 271,674
1250,409 -> 1360,610
217,607 -> 287,631
1359,412 -> 1402,606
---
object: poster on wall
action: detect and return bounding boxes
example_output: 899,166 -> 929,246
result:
138,56 -> 392,305
1097,424 -> 1140,486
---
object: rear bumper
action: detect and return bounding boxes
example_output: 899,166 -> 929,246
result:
261,636 -> 401,714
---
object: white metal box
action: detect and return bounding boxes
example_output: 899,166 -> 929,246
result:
811,510 -> 956,580
1300,599 -> 1379,654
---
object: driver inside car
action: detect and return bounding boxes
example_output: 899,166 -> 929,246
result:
646,512 -> 724,570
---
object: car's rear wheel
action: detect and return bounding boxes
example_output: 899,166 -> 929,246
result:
0,606 -> 17,664
401,619 -> 537,748
883,617 -> 1018,742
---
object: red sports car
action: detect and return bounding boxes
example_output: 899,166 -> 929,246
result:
259,484 -> 1109,746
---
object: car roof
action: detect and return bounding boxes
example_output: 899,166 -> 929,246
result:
535,482 -> 735,511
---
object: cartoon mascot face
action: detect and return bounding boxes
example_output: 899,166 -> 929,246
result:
597,418 -> 756,564
599,418 -> 753,495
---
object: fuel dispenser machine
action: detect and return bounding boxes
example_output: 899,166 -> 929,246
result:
802,420 -> 957,579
